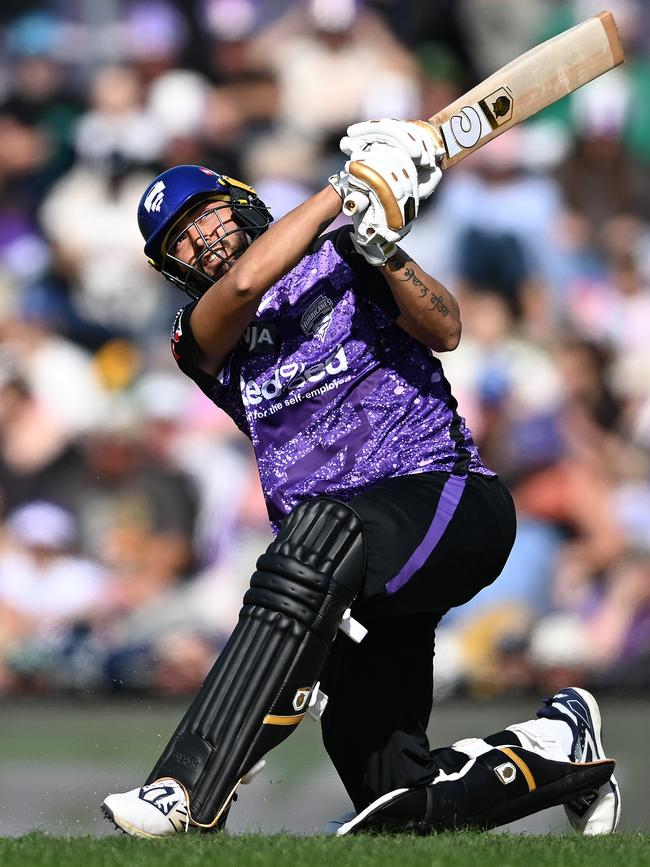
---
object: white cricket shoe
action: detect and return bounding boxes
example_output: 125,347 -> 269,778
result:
101,759 -> 266,837
101,778 -> 190,838
537,687 -> 621,834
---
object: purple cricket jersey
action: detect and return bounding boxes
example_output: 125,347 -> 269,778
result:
172,227 -> 494,531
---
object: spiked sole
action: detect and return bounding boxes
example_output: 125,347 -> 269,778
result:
101,782 -> 234,837
100,802 -> 164,839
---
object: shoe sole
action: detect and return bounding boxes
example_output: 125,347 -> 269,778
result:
564,687 -> 621,832
101,801 -> 164,839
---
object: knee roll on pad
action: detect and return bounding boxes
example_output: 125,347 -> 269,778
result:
244,497 -> 365,640
146,497 -> 365,827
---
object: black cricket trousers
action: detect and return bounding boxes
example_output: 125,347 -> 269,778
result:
319,470 -> 517,811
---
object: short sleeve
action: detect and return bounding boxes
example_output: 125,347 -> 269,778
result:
170,304 -> 250,437
170,302 -> 217,391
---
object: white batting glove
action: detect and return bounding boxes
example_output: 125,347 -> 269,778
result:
329,141 -> 419,265
340,118 -> 445,200
350,234 -> 399,267
330,168 -> 398,265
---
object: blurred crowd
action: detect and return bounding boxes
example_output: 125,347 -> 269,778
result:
0,0 -> 649,700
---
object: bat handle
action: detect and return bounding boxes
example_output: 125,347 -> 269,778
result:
342,190 -> 370,217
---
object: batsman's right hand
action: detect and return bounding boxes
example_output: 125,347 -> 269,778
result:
329,140 -> 419,264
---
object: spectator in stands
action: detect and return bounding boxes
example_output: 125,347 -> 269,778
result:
0,500 -> 106,691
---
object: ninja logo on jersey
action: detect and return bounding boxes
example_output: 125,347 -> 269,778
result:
243,321 -> 277,354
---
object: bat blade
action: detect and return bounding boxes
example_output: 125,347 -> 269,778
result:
431,11 -> 624,169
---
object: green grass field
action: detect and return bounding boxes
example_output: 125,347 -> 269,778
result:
2,831 -> 649,867
1,696 -> 647,853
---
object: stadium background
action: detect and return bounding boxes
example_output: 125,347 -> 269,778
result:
0,0 -> 648,836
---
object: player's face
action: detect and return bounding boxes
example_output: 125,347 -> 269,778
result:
168,202 -> 247,283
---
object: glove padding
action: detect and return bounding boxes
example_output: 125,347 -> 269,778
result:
340,118 -> 445,200
329,140 -> 419,265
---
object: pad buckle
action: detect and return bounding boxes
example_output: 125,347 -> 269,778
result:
338,608 -> 368,643
306,681 -> 329,721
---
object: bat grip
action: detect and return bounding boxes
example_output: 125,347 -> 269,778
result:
342,190 -> 370,217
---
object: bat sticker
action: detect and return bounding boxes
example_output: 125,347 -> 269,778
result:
440,86 -> 513,157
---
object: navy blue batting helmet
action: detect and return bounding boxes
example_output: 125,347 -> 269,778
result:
137,165 -> 272,299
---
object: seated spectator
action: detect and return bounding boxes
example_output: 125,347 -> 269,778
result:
1,10 -> 82,194
585,551 -> 650,686
249,0 -> 419,142
39,65 -> 165,336
0,373 -> 89,516
78,403 -> 199,590
0,501 -> 106,691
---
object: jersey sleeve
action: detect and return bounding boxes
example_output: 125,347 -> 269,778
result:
170,304 -> 251,437
170,302 -> 217,391
313,226 -> 401,320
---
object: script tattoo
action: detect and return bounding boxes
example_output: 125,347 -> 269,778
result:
402,267 -> 449,317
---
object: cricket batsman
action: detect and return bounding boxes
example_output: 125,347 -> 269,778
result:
101,120 -> 620,836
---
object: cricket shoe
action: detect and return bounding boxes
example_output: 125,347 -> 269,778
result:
101,759 -> 266,837
536,687 -> 621,834
336,746 -> 615,835
101,778 -> 190,838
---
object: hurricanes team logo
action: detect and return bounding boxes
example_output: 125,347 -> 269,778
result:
144,180 -> 166,213
301,295 -> 333,341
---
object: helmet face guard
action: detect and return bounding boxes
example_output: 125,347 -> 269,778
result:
161,198 -> 270,300
138,166 -> 272,300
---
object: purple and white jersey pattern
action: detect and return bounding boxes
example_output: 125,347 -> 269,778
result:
172,228 -> 494,530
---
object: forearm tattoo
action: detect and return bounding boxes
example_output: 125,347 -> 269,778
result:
402,267 -> 449,317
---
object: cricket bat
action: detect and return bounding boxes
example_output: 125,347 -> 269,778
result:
344,11 -> 624,226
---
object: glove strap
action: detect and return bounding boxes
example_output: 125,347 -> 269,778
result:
328,171 -> 348,200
